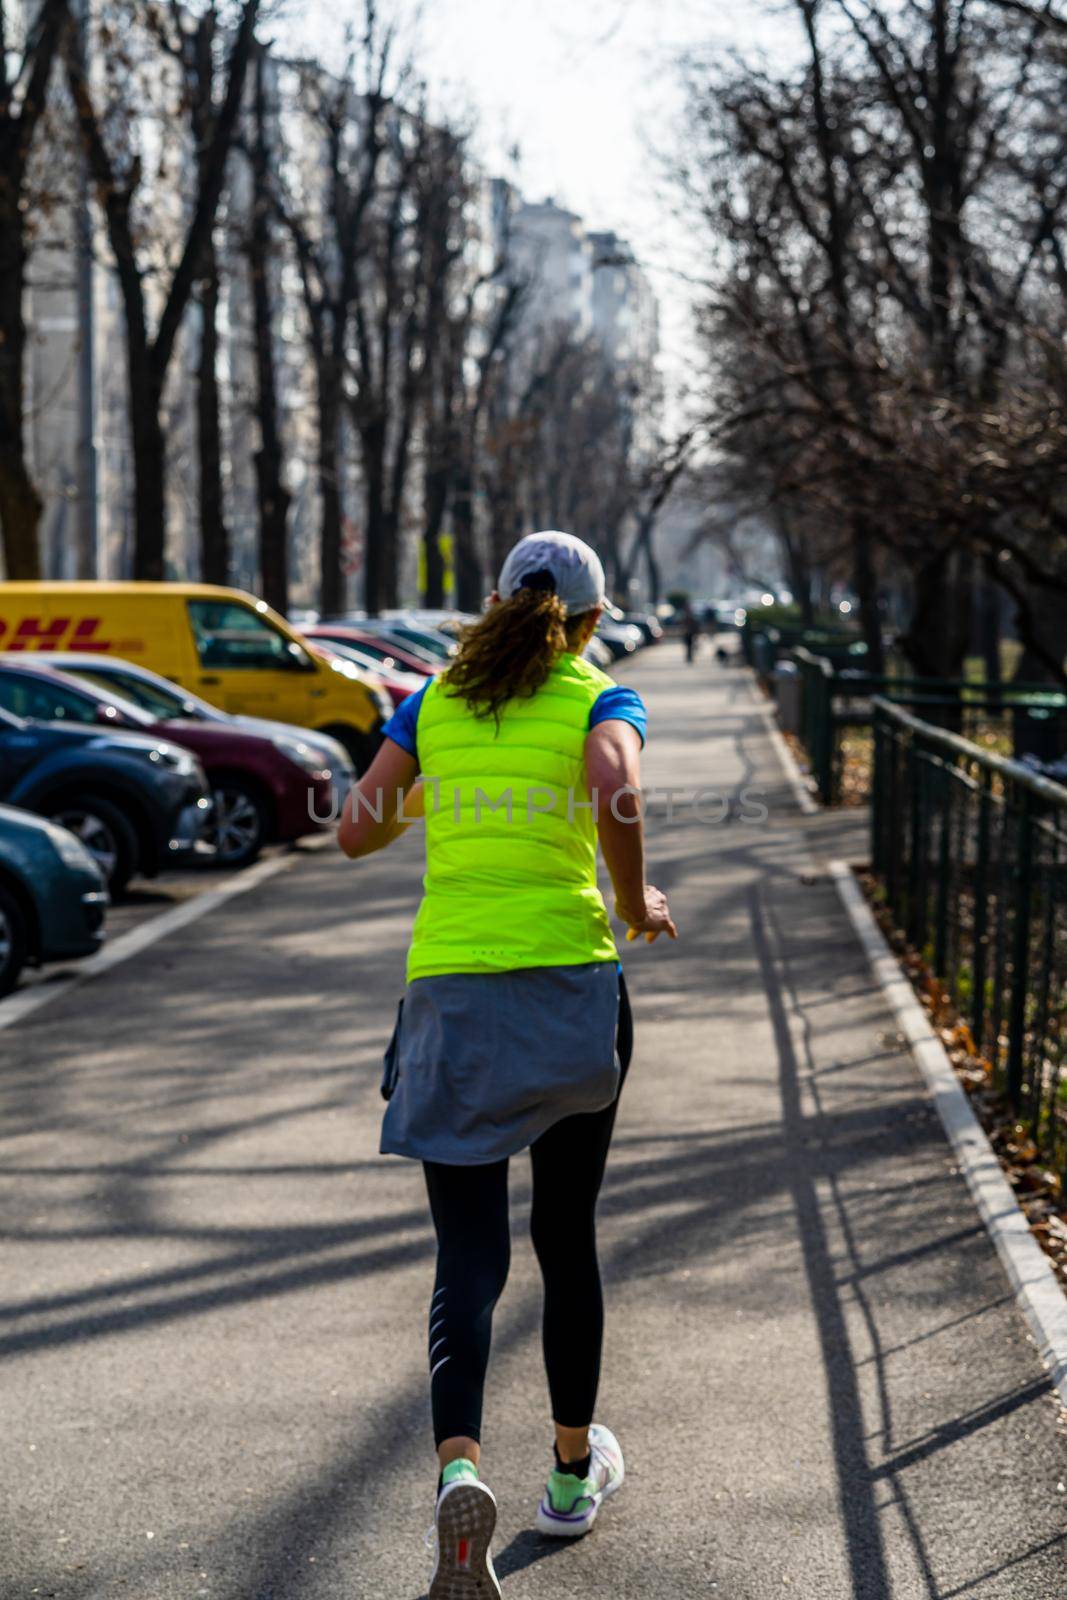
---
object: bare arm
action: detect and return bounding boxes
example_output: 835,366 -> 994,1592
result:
584,720 -> 677,943
337,738 -> 420,859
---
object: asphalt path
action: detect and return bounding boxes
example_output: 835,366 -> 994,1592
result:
3,643 -> 1066,1599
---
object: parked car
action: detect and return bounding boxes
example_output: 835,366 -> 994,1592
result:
43,654 -> 355,837
303,639 -> 422,708
41,652 -> 354,778
381,609 -> 479,639
335,616 -> 458,662
0,660 -> 340,869
0,804 -> 108,996
0,582 -> 388,771
582,636 -> 616,671
596,621 -> 643,661
302,624 -> 439,678
622,612 -> 663,645
0,707 -> 210,894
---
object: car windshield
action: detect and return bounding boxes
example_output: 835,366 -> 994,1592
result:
385,626 -> 452,658
0,668 -> 157,729
322,635 -> 392,665
318,640 -> 379,672
72,667 -> 198,722
349,629 -> 441,668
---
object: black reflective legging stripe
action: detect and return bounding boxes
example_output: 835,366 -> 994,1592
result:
422,977 -> 633,1446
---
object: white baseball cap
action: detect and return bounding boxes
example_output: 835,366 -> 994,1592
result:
497,531 -> 606,618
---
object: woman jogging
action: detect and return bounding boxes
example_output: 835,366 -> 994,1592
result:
338,531 -> 676,1597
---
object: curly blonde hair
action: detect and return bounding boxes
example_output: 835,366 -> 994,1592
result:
444,586 -> 591,723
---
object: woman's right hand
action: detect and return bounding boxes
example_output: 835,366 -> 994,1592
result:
616,885 -> 678,943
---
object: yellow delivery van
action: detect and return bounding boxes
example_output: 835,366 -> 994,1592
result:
0,582 -> 389,768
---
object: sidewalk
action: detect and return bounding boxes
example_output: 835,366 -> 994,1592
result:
598,648 -> 1067,1596
1,643 -> 1065,1599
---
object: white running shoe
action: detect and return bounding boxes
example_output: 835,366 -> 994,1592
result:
429,1460 -> 501,1599
534,1423 -> 625,1538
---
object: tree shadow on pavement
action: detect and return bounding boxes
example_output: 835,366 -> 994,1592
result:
749,877 -> 1064,1600
7,818 -> 1066,1598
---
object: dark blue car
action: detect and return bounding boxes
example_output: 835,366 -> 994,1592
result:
0,804 -> 108,996
0,707 -> 211,895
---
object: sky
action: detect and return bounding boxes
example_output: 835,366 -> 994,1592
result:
284,0 -> 790,381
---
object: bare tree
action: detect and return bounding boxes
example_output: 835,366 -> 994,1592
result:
435,273 -> 525,610
673,0 -> 1067,678
244,40 -> 289,612
345,103 -> 432,614
0,0 -> 70,578
410,123 -> 476,609
277,13 -> 395,614
64,0 -> 260,579
143,2 -> 247,583
613,428 -> 694,605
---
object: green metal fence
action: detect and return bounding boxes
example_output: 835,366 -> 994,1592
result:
871,698 -> 1067,1177
788,647 -> 1067,804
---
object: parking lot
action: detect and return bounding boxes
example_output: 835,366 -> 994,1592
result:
3,643 -> 1066,1600
0,840 -> 328,1019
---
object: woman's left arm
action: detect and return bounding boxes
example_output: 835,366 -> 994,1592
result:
338,738 -> 421,859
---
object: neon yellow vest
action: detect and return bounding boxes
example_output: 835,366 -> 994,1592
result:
407,651 -> 620,980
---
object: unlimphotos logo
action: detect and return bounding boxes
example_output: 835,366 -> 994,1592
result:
308,782 -> 769,827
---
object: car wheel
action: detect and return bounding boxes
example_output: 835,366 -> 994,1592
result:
205,780 -> 266,868
0,884 -> 28,998
50,796 -> 137,896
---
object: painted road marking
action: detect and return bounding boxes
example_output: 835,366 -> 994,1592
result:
0,850 -> 302,1033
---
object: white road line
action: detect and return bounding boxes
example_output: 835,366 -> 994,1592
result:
0,850 -> 301,1033
830,857 -> 1067,1408
747,679 -> 820,814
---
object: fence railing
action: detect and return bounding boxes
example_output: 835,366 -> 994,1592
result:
871,697 -> 1067,1177
784,647 -> 1067,804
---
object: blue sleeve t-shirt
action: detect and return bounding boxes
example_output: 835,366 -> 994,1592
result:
382,678 -> 647,764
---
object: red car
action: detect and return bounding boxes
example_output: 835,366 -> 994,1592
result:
0,660 -> 340,867
303,624 -> 439,680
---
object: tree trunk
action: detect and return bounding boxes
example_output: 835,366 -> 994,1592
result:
643,520 -> 661,605
0,0 -> 70,580
778,510 -> 815,627
196,239 -> 228,584
360,416 -> 387,615
451,465 -> 482,611
317,368 -> 344,616
898,547 -> 969,680
128,353 -> 167,580
190,17 -> 228,589
422,462 -> 449,608
0,201 -> 42,577
1010,580 -> 1067,688
851,518 -> 884,675
254,451 -> 289,614
248,46 -> 289,615
381,508 -> 400,610
0,446 -> 43,579
977,581 -> 1001,685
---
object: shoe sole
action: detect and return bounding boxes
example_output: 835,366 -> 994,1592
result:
535,1496 -> 600,1537
430,1481 -> 501,1599
533,1459 -> 625,1540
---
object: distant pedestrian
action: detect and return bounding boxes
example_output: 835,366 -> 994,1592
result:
682,601 -> 700,664
339,531 -> 676,1596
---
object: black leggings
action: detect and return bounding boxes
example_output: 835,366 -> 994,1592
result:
422,983 -> 632,1446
